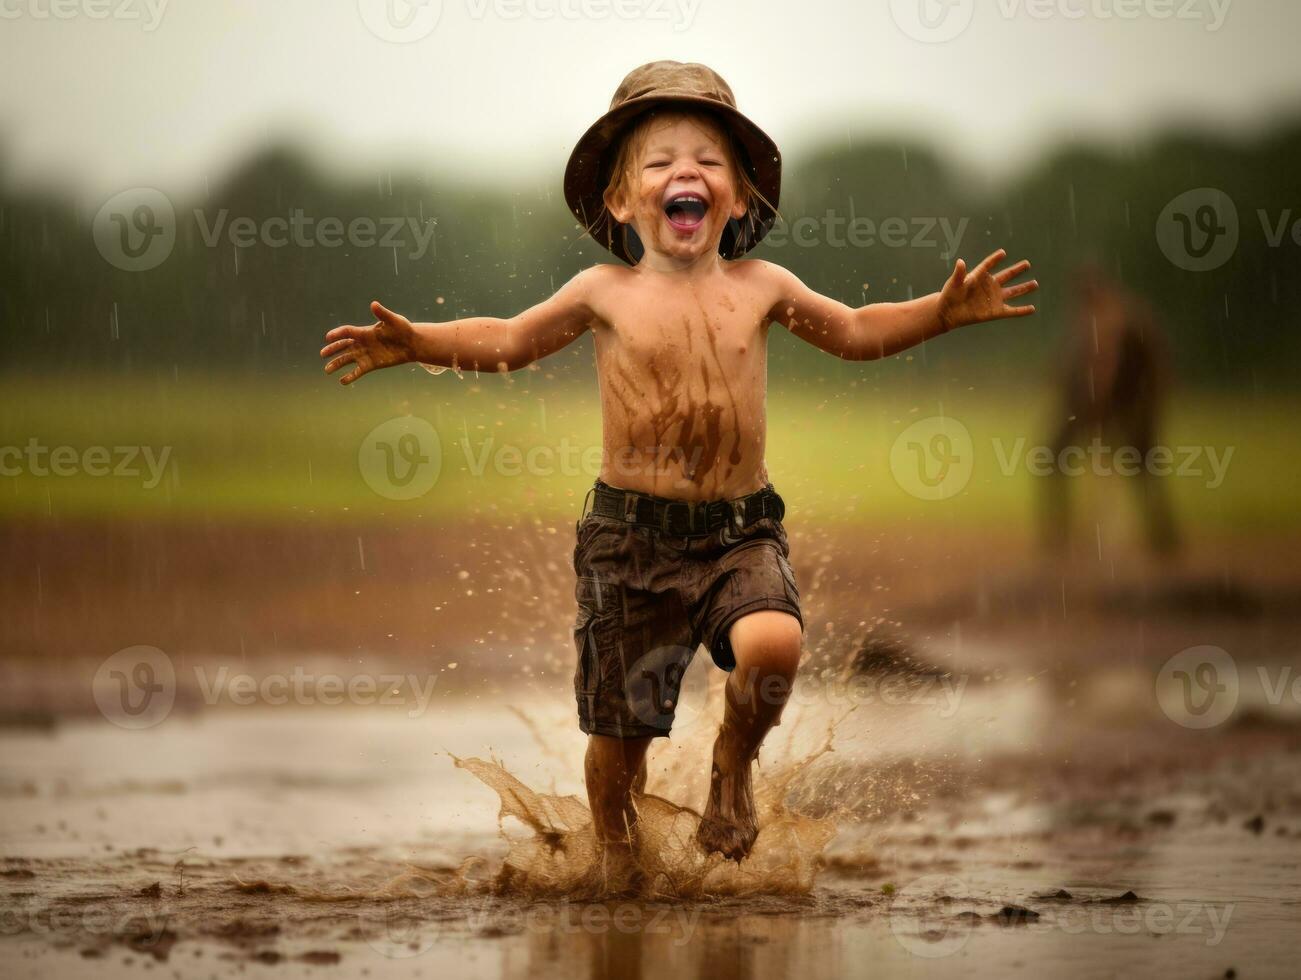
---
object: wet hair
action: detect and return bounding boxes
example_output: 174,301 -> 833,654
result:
595,107 -> 777,258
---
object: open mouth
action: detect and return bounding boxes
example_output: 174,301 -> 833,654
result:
663,192 -> 710,231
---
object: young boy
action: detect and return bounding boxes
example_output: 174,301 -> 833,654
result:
321,61 -> 1037,881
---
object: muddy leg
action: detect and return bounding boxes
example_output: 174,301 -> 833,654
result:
696,610 -> 802,861
584,734 -> 652,893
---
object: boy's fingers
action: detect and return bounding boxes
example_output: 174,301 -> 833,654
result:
1003,303 -> 1037,317
1003,280 -> 1039,300
370,300 -> 401,326
974,248 -> 1007,277
324,324 -> 364,343
324,351 -> 357,375
995,259 -> 1031,284
320,338 -> 356,358
949,258 -> 967,283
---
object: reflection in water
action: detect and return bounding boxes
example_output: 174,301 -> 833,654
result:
511,908 -> 843,980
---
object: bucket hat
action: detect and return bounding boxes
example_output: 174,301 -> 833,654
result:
563,61 -> 782,265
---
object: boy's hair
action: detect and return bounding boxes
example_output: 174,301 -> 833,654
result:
597,107 -> 779,257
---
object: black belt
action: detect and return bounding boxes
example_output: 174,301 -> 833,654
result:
587,480 -> 785,536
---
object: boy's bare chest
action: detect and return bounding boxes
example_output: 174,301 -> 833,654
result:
595,292 -> 768,371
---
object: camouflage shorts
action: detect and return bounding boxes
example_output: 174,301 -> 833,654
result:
571,485 -> 803,738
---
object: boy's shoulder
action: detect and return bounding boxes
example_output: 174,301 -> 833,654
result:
725,257 -> 788,283
726,258 -> 804,309
547,263 -> 627,310
578,261 -> 635,284
565,262 -> 634,299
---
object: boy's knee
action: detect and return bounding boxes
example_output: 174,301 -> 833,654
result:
729,610 -> 802,677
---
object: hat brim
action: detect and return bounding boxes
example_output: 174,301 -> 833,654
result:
563,94 -> 781,266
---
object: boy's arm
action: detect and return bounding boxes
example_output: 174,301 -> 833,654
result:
761,249 -> 1038,361
321,267 -> 602,385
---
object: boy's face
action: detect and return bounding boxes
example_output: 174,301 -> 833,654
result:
604,113 -> 748,265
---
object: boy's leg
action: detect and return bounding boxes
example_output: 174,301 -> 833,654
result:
585,733 -> 653,888
696,609 -> 802,861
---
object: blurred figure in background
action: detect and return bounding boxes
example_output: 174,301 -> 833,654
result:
1041,262 -> 1180,556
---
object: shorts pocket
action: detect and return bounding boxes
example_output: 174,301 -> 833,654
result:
574,514 -> 622,562
573,607 -> 598,696
574,574 -> 613,613
574,516 -> 601,553
573,577 -> 619,696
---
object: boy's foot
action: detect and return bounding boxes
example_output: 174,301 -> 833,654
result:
695,732 -> 759,861
594,840 -> 646,898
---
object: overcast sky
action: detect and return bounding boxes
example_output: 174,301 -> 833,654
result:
1,0 -> 1298,205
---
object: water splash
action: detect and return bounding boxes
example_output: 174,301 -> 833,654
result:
454,754 -> 836,901
420,358 -> 463,380
466,695 -> 854,893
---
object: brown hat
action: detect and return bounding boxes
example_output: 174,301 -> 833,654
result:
563,61 -> 781,265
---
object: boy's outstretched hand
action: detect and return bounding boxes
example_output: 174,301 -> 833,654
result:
937,249 -> 1038,333
321,301 -> 417,385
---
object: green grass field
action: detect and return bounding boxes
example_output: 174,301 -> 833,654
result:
1,372 -> 1295,531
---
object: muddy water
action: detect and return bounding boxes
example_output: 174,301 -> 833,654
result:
2,666 -> 1300,979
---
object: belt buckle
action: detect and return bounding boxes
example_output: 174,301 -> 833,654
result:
623,492 -> 639,524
